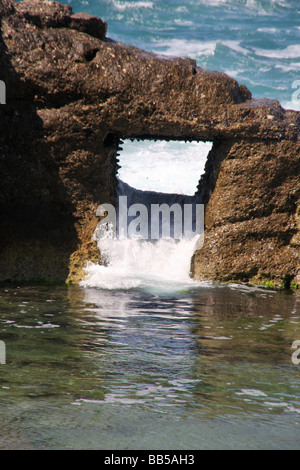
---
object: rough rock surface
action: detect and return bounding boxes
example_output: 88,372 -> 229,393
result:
0,0 -> 299,287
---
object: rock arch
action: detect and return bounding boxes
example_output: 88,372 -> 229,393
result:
0,0 -> 299,288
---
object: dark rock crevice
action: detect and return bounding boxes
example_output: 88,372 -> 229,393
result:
0,12 -> 80,282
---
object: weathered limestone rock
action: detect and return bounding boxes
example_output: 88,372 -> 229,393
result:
0,0 -> 299,287
69,12 -> 107,40
192,140 -> 300,288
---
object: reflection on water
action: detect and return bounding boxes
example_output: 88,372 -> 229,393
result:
0,284 -> 299,449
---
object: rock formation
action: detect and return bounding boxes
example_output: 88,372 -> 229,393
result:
0,0 -> 299,288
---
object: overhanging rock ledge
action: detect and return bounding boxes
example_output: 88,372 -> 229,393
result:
0,0 -> 299,288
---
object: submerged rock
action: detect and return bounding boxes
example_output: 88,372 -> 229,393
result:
0,0 -> 299,288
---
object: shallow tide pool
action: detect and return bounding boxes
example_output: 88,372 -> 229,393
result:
0,283 -> 299,449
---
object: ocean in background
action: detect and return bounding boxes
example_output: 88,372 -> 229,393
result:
67,0 -> 300,110
0,0 -> 299,450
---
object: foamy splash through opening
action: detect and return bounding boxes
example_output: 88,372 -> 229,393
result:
117,140 -> 212,195
81,140 -> 208,292
81,233 -> 201,291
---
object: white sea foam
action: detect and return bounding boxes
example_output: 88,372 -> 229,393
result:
193,0 -> 288,12
281,98 -> 300,112
110,0 -> 153,11
223,69 -> 245,80
245,0 -> 289,13
175,6 -> 188,13
152,38 -> 217,59
174,19 -> 194,27
223,67 -> 248,80
152,39 -> 251,62
222,40 -> 250,56
275,62 -> 300,72
118,140 -> 212,195
81,236 -> 201,291
197,0 -> 227,4
257,27 -> 278,33
254,44 -> 300,59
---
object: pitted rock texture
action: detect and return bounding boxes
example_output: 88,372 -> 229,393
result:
0,0 -> 299,287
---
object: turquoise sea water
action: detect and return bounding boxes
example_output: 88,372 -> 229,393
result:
1,0 -> 300,450
0,284 -> 299,449
68,0 -> 300,110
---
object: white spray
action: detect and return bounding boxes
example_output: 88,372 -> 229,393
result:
81,141 -> 210,291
